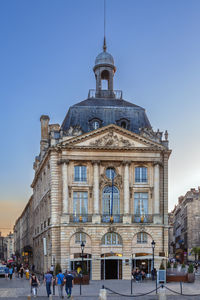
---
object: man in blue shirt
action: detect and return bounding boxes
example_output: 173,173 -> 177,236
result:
56,269 -> 65,299
64,270 -> 74,299
44,270 -> 53,297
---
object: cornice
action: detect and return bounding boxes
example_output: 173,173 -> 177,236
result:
57,124 -> 166,150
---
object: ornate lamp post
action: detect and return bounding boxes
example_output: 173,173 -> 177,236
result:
151,240 -> 156,280
80,241 -> 85,295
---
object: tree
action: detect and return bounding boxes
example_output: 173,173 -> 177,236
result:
191,246 -> 200,261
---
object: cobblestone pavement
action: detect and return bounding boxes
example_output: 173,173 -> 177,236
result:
1,274 -> 200,299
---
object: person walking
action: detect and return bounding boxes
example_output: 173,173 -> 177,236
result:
8,266 -> 13,280
25,267 -> 30,280
44,269 -> 53,298
64,270 -> 74,299
56,269 -> 65,299
20,265 -> 24,278
5,265 -> 9,279
30,273 -> 40,297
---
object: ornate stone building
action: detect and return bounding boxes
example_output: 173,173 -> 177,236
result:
169,188 -> 200,263
15,41 -> 171,279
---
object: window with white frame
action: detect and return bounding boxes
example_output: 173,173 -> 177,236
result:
134,192 -> 148,215
102,232 -> 122,245
74,165 -> 87,182
137,232 -> 148,243
135,167 -> 147,183
73,192 -> 88,216
75,232 -> 86,244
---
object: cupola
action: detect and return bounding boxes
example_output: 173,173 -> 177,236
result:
93,38 -> 116,98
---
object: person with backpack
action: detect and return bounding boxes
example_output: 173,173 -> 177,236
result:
30,273 -> 40,297
64,270 -> 74,299
56,269 -> 65,299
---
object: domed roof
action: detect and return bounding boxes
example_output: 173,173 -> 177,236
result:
61,97 -> 152,135
95,51 -> 114,66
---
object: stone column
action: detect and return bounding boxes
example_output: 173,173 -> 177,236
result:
62,160 -> 69,214
123,162 -> 131,224
124,162 -> 130,214
93,162 -> 100,214
154,163 -> 160,214
92,161 -> 101,224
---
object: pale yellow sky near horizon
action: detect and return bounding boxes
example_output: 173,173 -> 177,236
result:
0,200 -> 26,236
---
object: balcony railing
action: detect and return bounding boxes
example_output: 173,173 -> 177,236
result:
67,214 -> 155,224
69,214 -> 92,223
132,214 -> 153,223
101,214 -> 123,223
88,89 -> 123,99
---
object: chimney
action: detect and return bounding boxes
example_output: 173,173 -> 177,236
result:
40,115 -> 50,154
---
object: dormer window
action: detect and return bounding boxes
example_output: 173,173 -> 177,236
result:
116,118 -> 130,130
93,121 -> 100,130
89,118 -> 102,131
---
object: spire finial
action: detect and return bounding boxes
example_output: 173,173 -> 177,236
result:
103,0 -> 107,52
103,36 -> 107,52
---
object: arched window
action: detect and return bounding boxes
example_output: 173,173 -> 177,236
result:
93,121 -> 100,130
106,167 -> 116,179
101,70 -> 109,90
102,232 -> 122,245
102,186 -> 120,222
75,232 -> 86,244
137,232 -> 148,244
116,118 -> 130,130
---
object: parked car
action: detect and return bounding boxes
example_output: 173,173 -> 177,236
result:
0,264 -> 6,277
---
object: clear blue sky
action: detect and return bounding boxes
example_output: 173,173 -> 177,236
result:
0,0 -> 200,234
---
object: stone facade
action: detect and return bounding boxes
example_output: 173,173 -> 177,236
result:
170,188 -> 200,262
14,43 -> 171,279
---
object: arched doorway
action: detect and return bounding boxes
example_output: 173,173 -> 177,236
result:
101,232 -> 123,279
102,186 -> 120,222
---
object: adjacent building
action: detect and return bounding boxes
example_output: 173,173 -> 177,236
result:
169,188 -> 200,262
14,40 -> 171,279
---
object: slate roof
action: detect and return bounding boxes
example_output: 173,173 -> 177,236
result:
61,97 -> 152,134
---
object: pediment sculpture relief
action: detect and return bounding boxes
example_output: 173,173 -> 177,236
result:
90,131 -> 134,147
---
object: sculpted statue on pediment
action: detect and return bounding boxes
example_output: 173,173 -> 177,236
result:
139,127 -> 162,143
64,125 -> 83,136
90,131 -> 133,147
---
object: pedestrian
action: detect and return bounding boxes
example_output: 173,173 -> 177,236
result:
8,265 -> 13,280
32,264 -> 35,273
5,265 -> 9,279
44,269 -> 53,298
30,273 -> 40,298
64,269 -> 74,299
50,264 -> 54,275
25,267 -> 30,280
56,269 -> 65,299
20,265 -> 24,278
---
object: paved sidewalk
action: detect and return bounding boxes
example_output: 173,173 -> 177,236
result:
1,275 -> 200,299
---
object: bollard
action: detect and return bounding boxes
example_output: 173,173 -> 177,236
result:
99,288 -> 107,300
180,281 -> 183,295
49,295 -> 53,300
158,285 -> 166,300
27,295 -> 31,300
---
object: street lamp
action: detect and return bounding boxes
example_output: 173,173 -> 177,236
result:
151,240 -> 156,280
80,241 -> 85,295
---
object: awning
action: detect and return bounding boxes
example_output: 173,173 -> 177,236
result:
96,256 -> 130,260
133,255 -> 168,260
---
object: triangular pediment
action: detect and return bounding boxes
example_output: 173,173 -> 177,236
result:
58,124 -> 164,150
